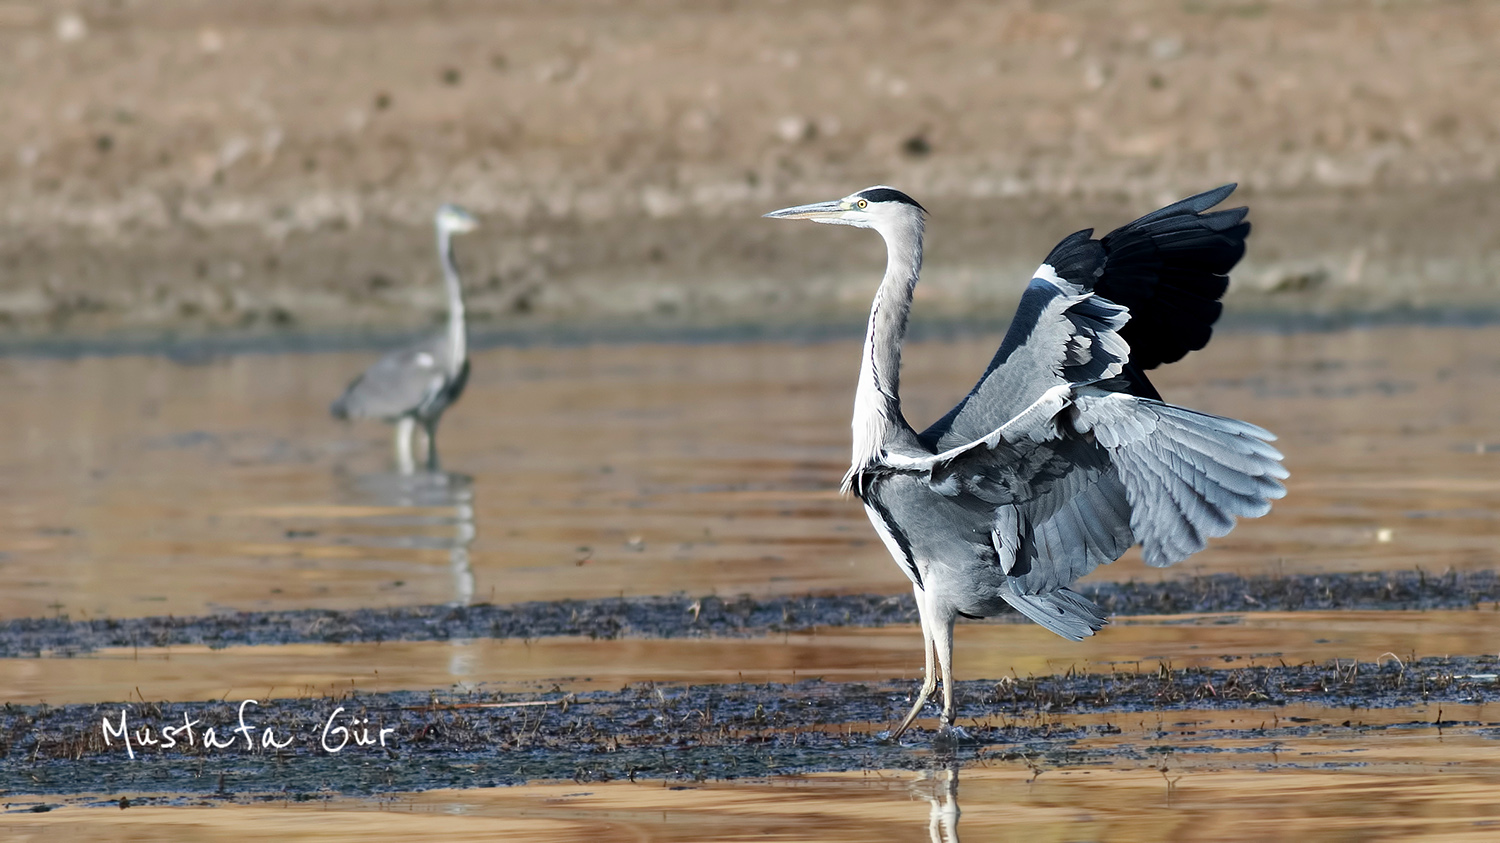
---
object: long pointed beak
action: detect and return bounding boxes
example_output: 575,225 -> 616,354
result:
763,200 -> 844,221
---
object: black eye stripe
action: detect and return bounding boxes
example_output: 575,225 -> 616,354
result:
855,188 -> 927,212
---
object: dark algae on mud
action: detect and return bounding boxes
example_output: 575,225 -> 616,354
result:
4,569 -> 1497,656
3,655 -> 1498,799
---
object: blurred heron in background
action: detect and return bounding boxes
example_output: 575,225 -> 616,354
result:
766,185 -> 1286,739
332,204 -> 478,473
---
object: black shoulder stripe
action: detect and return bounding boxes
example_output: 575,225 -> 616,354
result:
865,494 -> 922,589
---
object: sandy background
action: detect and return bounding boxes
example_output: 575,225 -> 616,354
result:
1,0 -> 1497,338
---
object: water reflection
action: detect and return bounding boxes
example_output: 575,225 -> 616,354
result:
914,764 -> 961,843
11,745 -> 1500,841
331,470 -> 478,607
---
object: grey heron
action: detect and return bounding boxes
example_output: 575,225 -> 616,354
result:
766,185 -> 1286,739
332,204 -> 478,473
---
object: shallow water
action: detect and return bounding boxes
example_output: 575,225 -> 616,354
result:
3,322 -> 1499,837
2,323 -> 1496,621
10,722 -> 1500,842
6,609 -> 1496,706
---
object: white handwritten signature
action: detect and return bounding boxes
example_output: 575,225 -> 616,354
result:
101,700 -> 395,759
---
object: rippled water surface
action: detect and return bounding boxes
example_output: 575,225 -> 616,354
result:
4,324 -> 1496,620
3,322 -> 1499,839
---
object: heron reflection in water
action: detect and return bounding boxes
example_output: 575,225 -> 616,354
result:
336,470 -> 477,610
332,204 -> 478,474
357,470 -> 479,678
915,764 -> 961,843
767,185 -> 1286,739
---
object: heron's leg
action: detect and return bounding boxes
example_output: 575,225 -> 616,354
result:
394,417 -> 416,475
422,419 -> 441,472
891,584 -> 938,739
930,600 -> 959,728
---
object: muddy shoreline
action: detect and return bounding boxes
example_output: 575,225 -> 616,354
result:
3,656 -> 1497,801
4,570 -> 1495,658
3,2 -> 1499,337
1,300 -> 1498,365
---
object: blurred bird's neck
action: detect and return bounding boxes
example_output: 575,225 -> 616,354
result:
849,214 -> 924,486
438,228 -> 467,376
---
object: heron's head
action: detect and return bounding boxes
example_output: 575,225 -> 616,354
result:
435,204 -> 479,235
764,186 -> 926,234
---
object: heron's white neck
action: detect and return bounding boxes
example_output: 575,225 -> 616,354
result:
438,227 -> 467,377
848,213 -> 923,489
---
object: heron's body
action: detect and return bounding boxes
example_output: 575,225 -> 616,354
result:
332,204 -> 477,472
767,185 -> 1286,739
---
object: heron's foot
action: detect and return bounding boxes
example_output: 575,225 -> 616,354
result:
883,681 -> 939,743
879,713 -> 930,745
932,723 -> 976,748
880,722 -> 976,748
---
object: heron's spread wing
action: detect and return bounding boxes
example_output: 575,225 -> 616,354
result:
920,274 -> 1129,451
1095,185 -> 1248,375
922,185 -> 1249,447
898,390 -> 1138,596
887,384 -> 1074,476
999,588 -> 1110,642
331,338 -> 451,421
898,381 -> 1284,610
1068,387 -> 1287,567
885,187 -> 1257,641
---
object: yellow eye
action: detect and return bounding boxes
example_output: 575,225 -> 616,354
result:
856,199 -> 868,209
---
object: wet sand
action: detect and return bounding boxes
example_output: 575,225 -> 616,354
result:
3,2 -> 1500,336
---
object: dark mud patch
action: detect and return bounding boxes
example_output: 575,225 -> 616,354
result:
2,655 -> 1497,799
3,569 -> 1497,657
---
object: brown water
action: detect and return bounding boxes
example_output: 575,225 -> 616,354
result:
3,322 -> 1499,838
6,609 -> 1497,706
3,324 -> 1496,621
